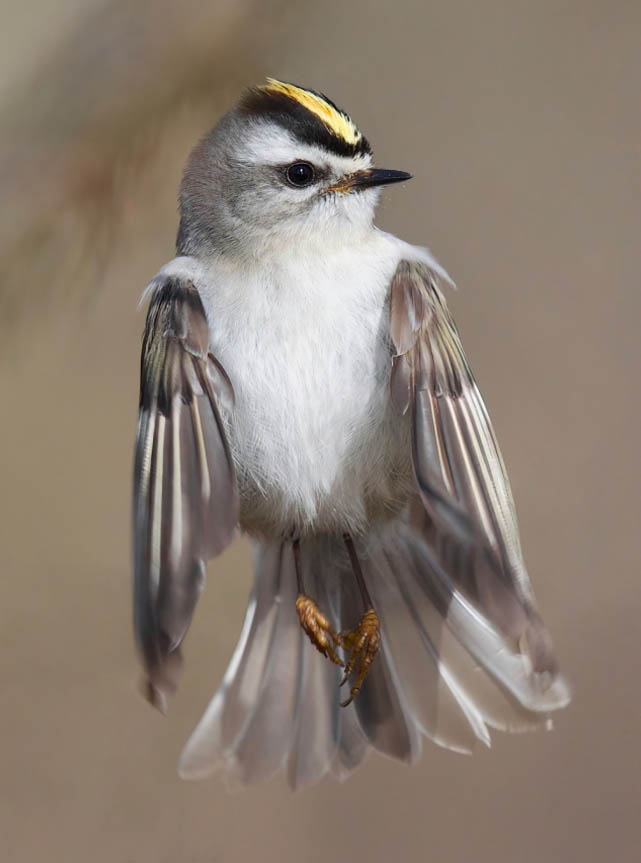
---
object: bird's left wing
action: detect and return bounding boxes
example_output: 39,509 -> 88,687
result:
133,265 -> 238,711
389,258 -> 561,685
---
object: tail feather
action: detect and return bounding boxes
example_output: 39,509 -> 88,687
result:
179,521 -> 570,788
329,707 -> 369,782
177,543 -> 283,780
343,573 -> 421,765
371,544 -> 490,752
230,545 -> 303,785
307,545 -> 370,784
286,641 -> 338,789
286,550 -> 341,789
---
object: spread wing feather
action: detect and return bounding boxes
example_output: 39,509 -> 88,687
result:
133,275 -> 238,711
390,260 -> 558,680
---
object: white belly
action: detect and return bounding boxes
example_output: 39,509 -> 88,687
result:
200,232 -> 414,536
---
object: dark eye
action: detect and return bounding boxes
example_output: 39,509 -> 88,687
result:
286,162 -> 315,187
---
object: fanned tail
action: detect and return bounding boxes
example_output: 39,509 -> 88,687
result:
178,522 -> 569,789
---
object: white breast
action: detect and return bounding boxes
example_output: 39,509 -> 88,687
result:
197,230 -> 433,536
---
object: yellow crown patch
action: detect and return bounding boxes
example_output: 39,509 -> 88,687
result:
261,79 -> 362,147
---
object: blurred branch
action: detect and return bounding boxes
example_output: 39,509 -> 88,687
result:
0,0 -> 285,330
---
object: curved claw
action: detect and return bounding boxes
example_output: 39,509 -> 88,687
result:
338,608 -> 381,707
296,595 -> 344,667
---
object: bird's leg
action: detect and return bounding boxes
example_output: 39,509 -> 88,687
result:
338,533 -> 381,707
293,539 -> 343,667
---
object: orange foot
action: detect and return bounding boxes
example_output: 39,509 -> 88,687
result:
296,595 -> 344,667
338,607 -> 381,707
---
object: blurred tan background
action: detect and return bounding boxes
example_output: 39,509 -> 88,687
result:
1,1 -> 639,861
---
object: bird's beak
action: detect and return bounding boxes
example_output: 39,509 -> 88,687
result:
350,168 -> 413,189
326,168 -> 412,195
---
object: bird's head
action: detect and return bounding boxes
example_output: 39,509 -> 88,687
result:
178,79 -> 411,260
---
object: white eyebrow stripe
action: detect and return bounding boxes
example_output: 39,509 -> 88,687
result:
239,121 -> 373,174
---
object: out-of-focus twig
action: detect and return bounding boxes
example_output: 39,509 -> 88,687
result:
0,0 -> 286,333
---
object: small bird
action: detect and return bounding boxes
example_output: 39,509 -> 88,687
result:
133,79 -> 570,789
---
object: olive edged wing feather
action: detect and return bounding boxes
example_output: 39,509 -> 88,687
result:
133,273 -> 238,711
390,260 -> 561,684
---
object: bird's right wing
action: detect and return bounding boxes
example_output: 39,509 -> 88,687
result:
133,264 -> 238,711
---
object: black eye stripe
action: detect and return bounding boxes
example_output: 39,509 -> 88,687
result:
286,162 -> 315,187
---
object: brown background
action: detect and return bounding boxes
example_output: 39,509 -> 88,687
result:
1,1 -> 639,861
